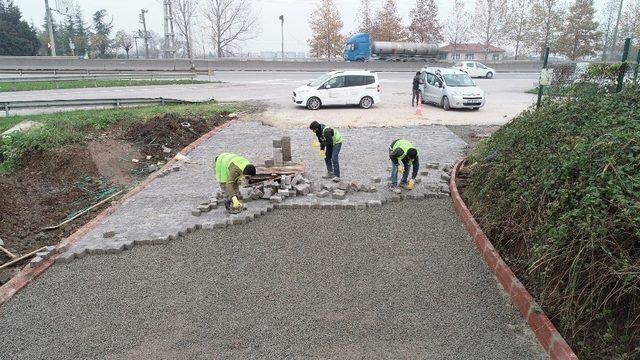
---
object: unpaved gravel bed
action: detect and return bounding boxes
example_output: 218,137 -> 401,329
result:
0,200 -> 546,359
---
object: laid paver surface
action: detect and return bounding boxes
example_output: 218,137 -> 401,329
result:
0,200 -> 546,359
63,121 -> 466,260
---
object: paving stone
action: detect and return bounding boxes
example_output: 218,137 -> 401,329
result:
277,189 -> 290,197
415,177 -> 422,184
273,148 -> 283,166
197,205 -> 211,212
294,184 -> 311,196
272,139 -> 282,148
371,176 -> 382,183
426,162 -> 440,169
102,231 -> 116,238
322,183 -> 335,191
192,210 -> 202,217
105,244 -> 125,254
441,174 -> 451,181
88,247 -> 106,255
172,165 -> 181,172
36,251 -> 51,260
29,256 -> 44,267
264,159 -> 274,167
332,190 -> 346,200
270,196 -> 283,203
45,245 -> 57,254
291,174 -> 304,185
250,189 -> 264,200
367,200 -> 383,207
316,189 -> 330,198
55,252 -> 75,264
336,181 -> 349,191
368,185 -> 378,193
355,203 -> 367,210
391,188 -> 402,194
420,170 -> 429,176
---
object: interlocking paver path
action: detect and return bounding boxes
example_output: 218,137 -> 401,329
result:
0,121 -> 547,359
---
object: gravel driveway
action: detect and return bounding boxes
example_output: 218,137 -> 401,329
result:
0,200 -> 546,359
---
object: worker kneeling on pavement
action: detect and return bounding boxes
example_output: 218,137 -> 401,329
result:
309,121 -> 343,182
389,139 -> 419,190
214,153 -> 256,213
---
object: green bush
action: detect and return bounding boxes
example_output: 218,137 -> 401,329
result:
0,102 -> 235,173
463,83 -> 640,357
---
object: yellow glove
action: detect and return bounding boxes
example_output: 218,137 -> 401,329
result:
311,142 -> 320,148
319,150 -> 326,159
231,196 -> 242,209
406,179 -> 415,190
398,166 -> 404,174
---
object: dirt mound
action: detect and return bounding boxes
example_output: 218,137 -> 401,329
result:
126,113 -> 227,159
0,146 -> 105,258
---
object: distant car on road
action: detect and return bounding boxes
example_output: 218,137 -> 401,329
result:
420,67 -> 485,111
453,61 -> 495,78
292,70 -> 381,110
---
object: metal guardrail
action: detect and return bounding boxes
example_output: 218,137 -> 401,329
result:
0,97 -> 199,116
0,72 -> 197,83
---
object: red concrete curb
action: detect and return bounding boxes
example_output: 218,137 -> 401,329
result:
0,118 -> 237,307
449,158 -> 579,360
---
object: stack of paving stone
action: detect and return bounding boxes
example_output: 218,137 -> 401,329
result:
264,136 -> 292,167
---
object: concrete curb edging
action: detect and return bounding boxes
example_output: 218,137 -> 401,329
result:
0,118 -> 238,307
449,158 -> 578,360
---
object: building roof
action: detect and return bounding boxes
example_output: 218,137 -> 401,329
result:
439,43 -> 506,53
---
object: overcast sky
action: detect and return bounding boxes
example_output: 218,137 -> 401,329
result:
16,0 -> 609,54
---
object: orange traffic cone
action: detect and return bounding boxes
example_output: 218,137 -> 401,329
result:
415,94 -> 423,116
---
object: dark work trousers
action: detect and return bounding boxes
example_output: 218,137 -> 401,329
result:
412,89 -> 422,106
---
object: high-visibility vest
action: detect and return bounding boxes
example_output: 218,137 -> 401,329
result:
391,139 -> 416,161
321,125 -> 342,145
215,153 -> 250,183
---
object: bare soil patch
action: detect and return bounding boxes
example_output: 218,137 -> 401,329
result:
0,111 -> 231,284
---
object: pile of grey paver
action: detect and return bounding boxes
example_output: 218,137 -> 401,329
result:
56,121 -> 466,264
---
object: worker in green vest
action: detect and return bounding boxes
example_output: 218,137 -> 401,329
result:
214,153 -> 256,213
389,139 -> 419,190
309,121 -> 343,182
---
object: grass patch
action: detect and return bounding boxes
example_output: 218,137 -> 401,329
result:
463,83 -> 640,357
0,102 -> 235,173
0,79 -> 215,92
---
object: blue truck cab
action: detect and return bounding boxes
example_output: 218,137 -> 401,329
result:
343,33 -> 371,62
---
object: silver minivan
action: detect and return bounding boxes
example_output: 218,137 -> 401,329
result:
420,67 -> 485,111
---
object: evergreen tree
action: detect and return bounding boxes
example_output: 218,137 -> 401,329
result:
73,8 -> 90,57
371,0 -> 408,42
0,0 -> 39,55
91,9 -> 113,58
307,0 -> 345,59
556,0 -> 600,60
408,0 -> 443,43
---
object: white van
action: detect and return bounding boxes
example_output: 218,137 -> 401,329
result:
453,61 -> 495,78
293,70 -> 381,110
421,67 -> 485,110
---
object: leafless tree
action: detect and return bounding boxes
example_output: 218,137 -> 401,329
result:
505,0 -> 533,59
474,0 -> 509,60
114,30 -> 133,58
171,0 -> 198,59
202,0 -> 259,57
444,0 -> 470,58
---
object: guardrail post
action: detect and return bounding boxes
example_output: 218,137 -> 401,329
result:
115,99 -> 120,108
161,97 -> 165,105
4,104 -> 9,117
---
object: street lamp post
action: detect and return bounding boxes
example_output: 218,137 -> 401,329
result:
279,15 -> 284,62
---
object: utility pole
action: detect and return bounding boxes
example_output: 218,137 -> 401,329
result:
44,0 -> 56,56
134,35 -> 140,59
139,9 -> 149,59
279,15 -> 284,62
163,0 -> 176,58
609,0 -> 625,61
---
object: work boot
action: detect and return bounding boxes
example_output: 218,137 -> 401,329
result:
332,176 -> 340,183
322,172 -> 333,179
224,200 -> 232,211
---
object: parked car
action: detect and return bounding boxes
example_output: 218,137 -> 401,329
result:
420,67 -> 485,111
292,70 -> 381,110
452,61 -> 495,78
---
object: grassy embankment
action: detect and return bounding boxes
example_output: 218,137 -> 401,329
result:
0,79 -> 214,92
462,83 -> 639,358
0,102 -> 235,173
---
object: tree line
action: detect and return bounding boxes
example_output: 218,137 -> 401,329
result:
309,0 -> 640,61
1,0 -> 639,61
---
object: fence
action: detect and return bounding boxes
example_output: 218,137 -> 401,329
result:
0,97 -> 199,116
536,38 -> 639,107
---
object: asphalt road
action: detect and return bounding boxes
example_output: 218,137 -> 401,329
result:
0,71 -> 537,126
0,201 -> 546,359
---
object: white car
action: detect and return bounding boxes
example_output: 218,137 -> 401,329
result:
453,61 -> 495,78
293,70 -> 381,110
420,67 -> 485,110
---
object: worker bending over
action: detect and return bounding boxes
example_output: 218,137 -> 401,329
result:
389,139 -> 419,190
214,153 -> 256,213
309,121 -> 343,182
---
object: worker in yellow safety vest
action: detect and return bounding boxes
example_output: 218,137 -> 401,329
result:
309,121 -> 343,182
389,139 -> 419,190
214,153 -> 256,213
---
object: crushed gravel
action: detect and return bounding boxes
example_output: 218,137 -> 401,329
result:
0,200 -> 546,359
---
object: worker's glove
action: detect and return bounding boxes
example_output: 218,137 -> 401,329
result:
231,196 -> 243,209
398,166 -> 405,174
406,179 -> 415,190
311,142 -> 320,149
319,150 -> 326,159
